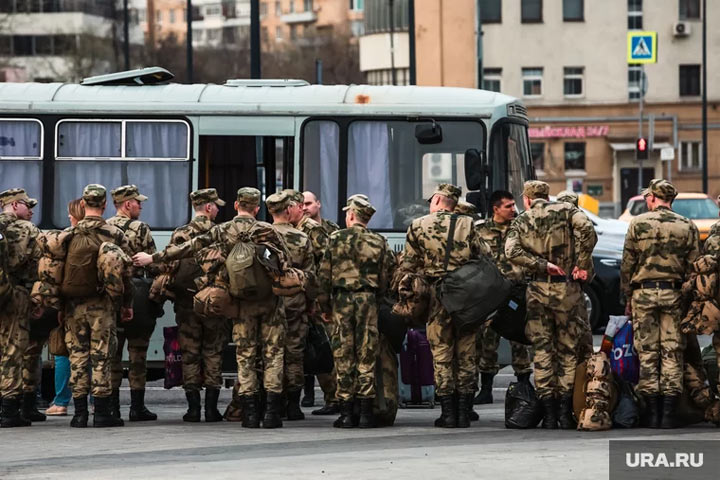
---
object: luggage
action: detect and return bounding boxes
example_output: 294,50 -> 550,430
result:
226,241 -> 274,300
60,230 -> 101,298
304,322 -> 334,375
392,273 -> 430,328
504,380 -> 542,429
121,277 -> 163,339
374,334 -> 399,426
48,324 -> 68,357
489,281 -> 530,345
612,376 -> 640,428
163,326 -> 183,389
398,329 -> 435,408
378,300 -> 407,355
609,317 -> 639,385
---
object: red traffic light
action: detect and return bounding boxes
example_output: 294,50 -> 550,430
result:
637,137 -> 647,152
636,137 -> 648,160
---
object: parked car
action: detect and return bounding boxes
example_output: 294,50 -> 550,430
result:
619,193 -> 719,241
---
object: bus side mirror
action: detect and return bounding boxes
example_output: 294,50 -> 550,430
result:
467,191 -> 487,218
415,122 -> 443,144
464,148 -> 487,191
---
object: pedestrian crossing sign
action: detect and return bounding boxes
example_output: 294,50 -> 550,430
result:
627,31 -> 657,64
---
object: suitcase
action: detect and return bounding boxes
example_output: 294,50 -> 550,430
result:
398,329 -> 435,408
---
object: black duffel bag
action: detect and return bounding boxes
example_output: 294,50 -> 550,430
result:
304,322 -> 334,375
30,307 -> 60,340
378,299 -> 407,355
489,281 -> 531,345
121,277 -> 164,339
505,380 -> 542,429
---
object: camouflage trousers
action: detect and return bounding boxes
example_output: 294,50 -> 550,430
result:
684,333 -> 714,410
525,281 -> 582,399
110,328 -> 151,390
233,297 -> 285,396
632,288 -> 685,396
23,335 -> 48,393
0,287 -> 30,398
330,291 -> 379,401
373,334 -> 399,426
282,294 -> 309,392
476,323 -> 532,376
426,289 -> 477,396
64,296 -> 117,398
176,303 -> 229,391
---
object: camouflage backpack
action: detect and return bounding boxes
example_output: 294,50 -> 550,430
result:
60,227 -> 102,298
225,230 -> 274,301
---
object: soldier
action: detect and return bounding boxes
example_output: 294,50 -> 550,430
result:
267,190 -> 315,420
621,179 -> 699,428
168,188 -> 228,422
63,184 -> 133,428
107,185 -> 158,422
472,191 -> 532,405
134,187 -> 290,429
704,195 -> 720,255
0,189 -> 42,428
303,190 -> 340,235
318,196 -> 390,428
399,184 -> 490,428
505,180 -> 596,429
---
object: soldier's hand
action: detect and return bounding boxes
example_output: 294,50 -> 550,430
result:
121,307 -> 134,322
571,266 -> 588,282
133,252 -> 153,267
30,305 -> 44,320
546,262 -> 566,276
624,299 -> 632,317
321,313 -> 331,323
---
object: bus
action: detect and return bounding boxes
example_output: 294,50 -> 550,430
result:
0,67 -> 534,387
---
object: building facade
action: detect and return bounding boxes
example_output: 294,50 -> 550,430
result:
358,0 -> 410,85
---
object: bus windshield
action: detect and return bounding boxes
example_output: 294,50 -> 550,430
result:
491,121 -> 533,211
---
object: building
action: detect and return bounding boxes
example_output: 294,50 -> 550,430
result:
358,0 -> 410,85
413,0 -> 720,216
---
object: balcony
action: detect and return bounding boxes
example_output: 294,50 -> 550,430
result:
280,10 -> 317,24
0,0 -> 116,19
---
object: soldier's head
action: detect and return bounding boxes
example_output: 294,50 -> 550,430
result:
489,190 -> 515,223
556,190 -> 579,207
266,191 -> 294,223
111,185 -> 147,220
0,188 -> 37,221
521,180 -> 549,209
302,191 -> 322,221
343,196 -> 375,227
190,188 -> 225,221
235,187 -> 261,217
67,198 -> 85,227
428,183 -> 461,213
81,184 -> 107,215
282,189 -> 306,225
642,178 -> 677,210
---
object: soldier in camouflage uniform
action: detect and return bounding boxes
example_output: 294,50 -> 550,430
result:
399,184 -> 491,428
318,196 -> 390,428
168,188 -> 228,423
107,185 -> 158,422
702,196 -> 720,389
621,179 -> 700,429
64,184 -> 133,428
267,190 -> 315,420
0,189 -> 42,428
472,191 -> 532,405
134,187 -> 290,429
505,180 -> 596,429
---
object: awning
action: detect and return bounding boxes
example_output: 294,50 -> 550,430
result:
609,142 -> 672,151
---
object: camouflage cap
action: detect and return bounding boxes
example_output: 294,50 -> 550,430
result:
522,180 -> 550,200
428,183 -> 461,203
0,188 -> 38,208
556,190 -> 579,206
348,193 -> 370,203
236,187 -> 261,206
642,178 -> 677,201
454,200 -> 477,216
281,189 -> 304,205
266,191 -> 293,214
82,184 -> 107,207
110,184 -> 148,203
342,195 -> 376,220
189,188 -> 226,207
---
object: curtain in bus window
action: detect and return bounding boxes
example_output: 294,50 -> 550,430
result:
53,161 -> 123,227
303,121 -> 339,222
0,120 -> 41,157
506,124 -> 530,204
347,122 -> 392,229
57,122 -> 122,158
0,160 -> 43,223
126,122 -> 189,158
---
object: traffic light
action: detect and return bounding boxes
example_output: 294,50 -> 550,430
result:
636,137 -> 648,160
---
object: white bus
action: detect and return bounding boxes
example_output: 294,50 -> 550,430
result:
0,67 -> 533,384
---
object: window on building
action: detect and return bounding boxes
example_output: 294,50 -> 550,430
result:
289,0 -> 294,13
207,29 -> 221,42
531,142 -> 545,172
13,35 -> 33,56
521,0 -> 542,23
260,2 -> 268,15
479,0 -> 501,23
563,67 -> 584,97
628,0 -> 642,29
482,68 -> 501,92
351,19 -> 364,36
522,67 -> 543,97
261,26 -> 269,42
628,64 -> 642,100
564,142 -> 586,171
276,26 -> 283,40
0,36 -> 10,55
304,0 -> 312,11
680,141 -> 701,170
35,35 -> 53,55
206,4 -> 221,16
138,8 -> 146,22
169,9 -> 176,23
563,0 -> 583,21
679,64 -> 701,96
679,0 -> 700,20
350,0 -> 364,11
275,1 -> 281,15
290,24 -> 297,40
155,10 -> 162,22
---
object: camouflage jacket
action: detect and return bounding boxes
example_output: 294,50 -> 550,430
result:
297,216 -> 329,268
505,199 -> 596,278
399,210 -> 491,279
274,222 -> 317,309
0,211 -> 42,287
621,205 -> 700,297
0,231 -> 9,304
318,224 -> 390,313
98,242 -> 133,310
703,221 -> 720,256
107,213 -> 158,277
476,218 -> 523,281
321,218 -> 340,235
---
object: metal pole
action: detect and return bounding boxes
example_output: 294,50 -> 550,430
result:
408,0 -> 416,85
187,0 -> 194,83
476,0 -> 483,89
702,0 -> 708,193
637,65 -> 644,194
315,59 -> 323,85
123,0 -> 130,70
389,0 -> 396,86
250,0 -> 261,79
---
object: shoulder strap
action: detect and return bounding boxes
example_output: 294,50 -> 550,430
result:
117,217 -> 133,233
443,214 -> 458,272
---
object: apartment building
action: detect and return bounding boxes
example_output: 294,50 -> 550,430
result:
358,0 -> 410,85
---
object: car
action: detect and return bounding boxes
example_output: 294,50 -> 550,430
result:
619,193 -> 719,241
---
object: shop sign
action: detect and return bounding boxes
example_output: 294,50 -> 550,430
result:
529,125 -> 610,139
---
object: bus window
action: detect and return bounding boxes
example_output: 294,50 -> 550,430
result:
490,122 -> 532,211
126,121 -> 189,159
57,121 -> 122,158
0,119 -> 43,223
302,120 -> 340,223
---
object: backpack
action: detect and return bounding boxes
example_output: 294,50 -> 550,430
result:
60,229 -> 101,298
225,240 -> 274,301
174,257 -> 203,293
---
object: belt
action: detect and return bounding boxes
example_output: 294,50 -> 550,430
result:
532,275 -> 572,283
638,281 -> 682,290
333,287 -> 376,294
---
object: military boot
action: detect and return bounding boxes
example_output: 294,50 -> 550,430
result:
110,389 -> 121,419
22,391 -> 46,422
286,389 -> 305,421
204,388 -> 223,422
358,398 -> 376,428
333,400 -> 357,428
540,396 -> 559,429
312,402 -> 340,415
1,396 -> 31,428
241,395 -> 260,428
557,395 -> 576,430
262,392 -> 283,429
434,395 -> 457,428
474,373 -> 495,405
660,395 -> 682,429
223,395 -> 243,422
93,396 -> 124,427
129,389 -> 157,421
70,396 -> 88,428
183,390 -> 201,422
457,393 -> 473,428
301,375 -> 315,407
640,394 -> 661,429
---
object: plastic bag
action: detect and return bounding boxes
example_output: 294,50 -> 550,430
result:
505,381 -> 542,429
163,326 -> 183,389
609,318 -> 639,384
612,377 -> 640,428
